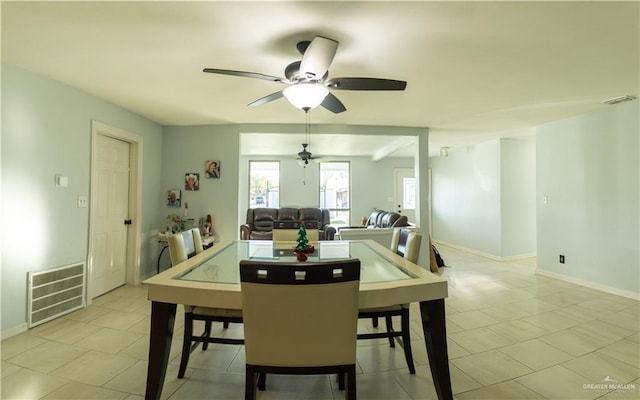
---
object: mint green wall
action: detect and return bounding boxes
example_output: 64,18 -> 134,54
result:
501,138 -> 536,256
161,125 -> 241,243
1,64 -> 164,337
536,102 -> 639,294
430,138 -> 536,258
430,140 -> 503,256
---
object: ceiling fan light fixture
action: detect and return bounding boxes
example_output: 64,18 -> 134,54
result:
283,83 -> 328,110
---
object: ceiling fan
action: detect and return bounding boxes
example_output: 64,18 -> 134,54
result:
203,35 -> 407,113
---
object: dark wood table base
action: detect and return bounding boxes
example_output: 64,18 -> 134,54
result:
145,299 -> 452,400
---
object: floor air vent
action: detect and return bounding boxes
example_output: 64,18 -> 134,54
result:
28,262 -> 86,328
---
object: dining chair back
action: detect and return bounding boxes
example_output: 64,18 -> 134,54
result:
272,221 -> 319,242
167,228 -> 244,379
360,228 -> 423,375
240,259 -> 361,400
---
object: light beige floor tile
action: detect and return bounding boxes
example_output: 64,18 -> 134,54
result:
64,305 -> 111,323
90,310 -> 148,330
578,297 -> 632,313
539,328 -> 609,357
597,309 -> 640,332
51,350 -> 137,386
41,381 -> 128,399
486,319 -> 550,342
563,352 -> 640,385
75,327 -> 144,354
103,360 -> 187,400
499,338 -> 573,370
0,367 -> 68,399
355,339 -> 417,373
0,333 -> 47,360
1,360 -> 22,378
446,310 -> 500,330
456,380 -> 546,399
521,310 -> 582,332
350,371 -> 413,399
169,344 -> 242,372
451,350 -> 533,386
258,374 -> 335,400
449,327 -> 516,354
549,304 -> 598,324
7,340 -> 88,373
571,319 -> 634,343
34,320 -> 104,345
517,364 -> 604,399
480,303 -> 534,321
392,367 -> 439,400
597,339 -> 640,369
446,338 -> 471,359
449,364 -> 483,394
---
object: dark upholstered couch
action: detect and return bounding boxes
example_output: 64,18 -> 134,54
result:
240,208 -> 336,240
335,209 -> 412,247
355,209 -> 410,229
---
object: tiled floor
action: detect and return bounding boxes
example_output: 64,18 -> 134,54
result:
2,245 -> 638,399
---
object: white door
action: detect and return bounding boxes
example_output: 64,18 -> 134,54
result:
91,135 -> 130,298
394,168 -> 416,223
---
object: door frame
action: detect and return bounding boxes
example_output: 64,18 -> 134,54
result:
393,168 -> 416,223
87,121 -> 143,303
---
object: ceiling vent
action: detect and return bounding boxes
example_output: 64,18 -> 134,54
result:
601,95 -> 636,105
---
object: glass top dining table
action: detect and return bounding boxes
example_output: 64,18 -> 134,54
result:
177,240 -> 414,285
143,239 -> 452,400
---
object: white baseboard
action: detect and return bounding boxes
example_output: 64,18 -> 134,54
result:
536,268 -> 640,301
1,323 -> 28,340
433,240 -> 535,262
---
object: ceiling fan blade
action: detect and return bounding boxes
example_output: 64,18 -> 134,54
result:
325,77 -> 407,91
248,90 -> 284,107
299,36 -> 339,80
203,68 -> 286,83
321,92 -> 347,114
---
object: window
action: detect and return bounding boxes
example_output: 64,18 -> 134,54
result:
249,161 -> 279,208
319,162 -> 350,226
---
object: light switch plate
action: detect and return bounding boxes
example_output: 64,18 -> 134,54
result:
77,196 -> 88,208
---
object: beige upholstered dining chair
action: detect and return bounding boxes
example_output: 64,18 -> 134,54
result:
167,228 -> 244,379
240,259 -> 361,400
358,228 -> 422,374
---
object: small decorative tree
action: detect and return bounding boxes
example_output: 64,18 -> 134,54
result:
294,224 -> 315,261
294,225 -> 309,254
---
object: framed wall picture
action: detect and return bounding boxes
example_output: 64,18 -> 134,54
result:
167,189 -> 181,207
205,160 -> 220,178
185,173 -> 199,191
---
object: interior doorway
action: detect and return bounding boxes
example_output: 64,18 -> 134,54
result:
393,168 -> 416,223
88,121 -> 143,301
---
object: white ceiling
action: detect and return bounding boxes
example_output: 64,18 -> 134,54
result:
2,1 -> 638,157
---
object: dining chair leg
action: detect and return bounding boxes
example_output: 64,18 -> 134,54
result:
178,313 -> 194,378
338,372 -> 345,390
385,315 -> 396,348
257,372 -> 266,390
372,316 -> 379,327
346,366 -> 357,400
401,307 -> 416,374
245,365 -> 257,400
223,321 -> 230,329
202,320 -> 212,350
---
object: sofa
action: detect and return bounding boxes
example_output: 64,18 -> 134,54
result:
336,209 -> 413,247
240,207 -> 336,240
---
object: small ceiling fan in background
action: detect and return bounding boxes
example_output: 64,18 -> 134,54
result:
203,35 -> 408,113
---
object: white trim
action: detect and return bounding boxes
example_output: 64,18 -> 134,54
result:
1,323 -> 28,340
88,121 -> 143,304
433,240 -> 536,262
536,268 -> 640,301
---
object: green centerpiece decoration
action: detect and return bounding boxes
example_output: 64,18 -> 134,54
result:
294,224 -> 315,261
